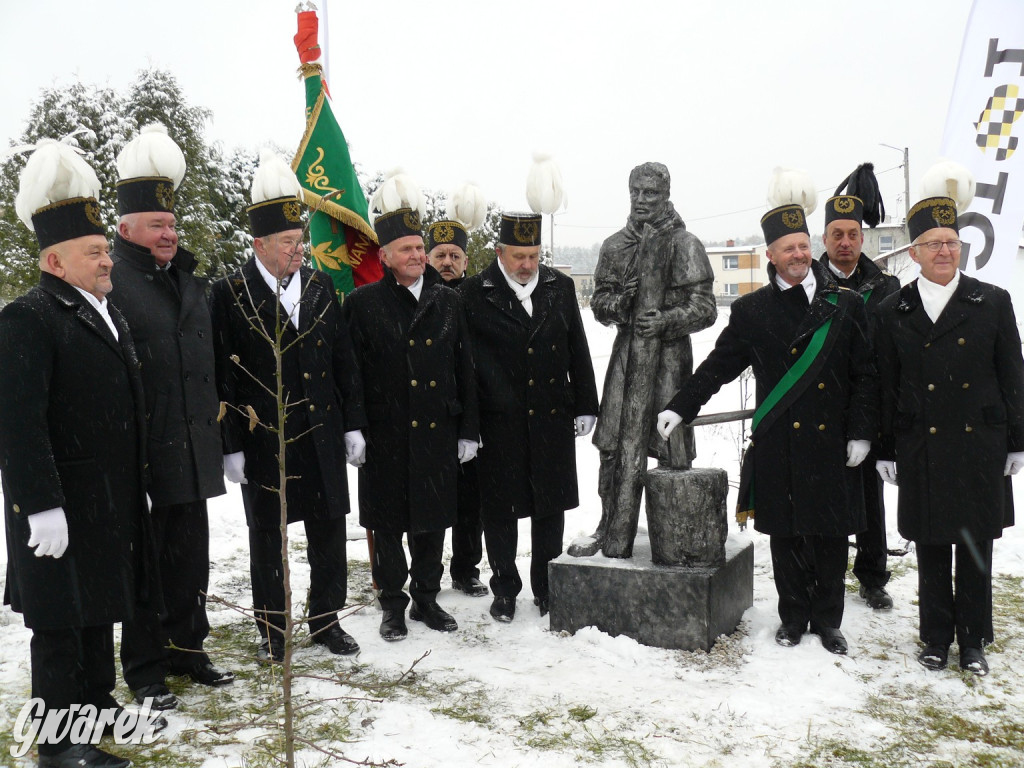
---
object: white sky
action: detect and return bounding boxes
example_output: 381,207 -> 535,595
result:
1,0 -> 971,247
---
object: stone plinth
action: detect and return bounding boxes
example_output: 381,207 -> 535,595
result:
548,534 -> 753,651
646,466 -> 728,566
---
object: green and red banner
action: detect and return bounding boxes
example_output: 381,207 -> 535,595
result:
292,10 -> 381,299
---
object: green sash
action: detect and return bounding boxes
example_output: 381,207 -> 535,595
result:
739,293 -> 839,524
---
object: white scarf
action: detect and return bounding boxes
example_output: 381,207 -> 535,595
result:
255,258 -> 302,329
496,258 -> 539,317
917,270 -> 960,323
73,286 -> 118,341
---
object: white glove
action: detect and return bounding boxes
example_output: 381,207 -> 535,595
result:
344,430 -> 366,467
27,507 -> 69,558
656,410 -> 683,440
1005,451 -> 1024,476
575,415 -> 597,438
846,439 -> 871,467
458,439 -> 479,463
223,452 -> 247,484
875,460 -> 898,485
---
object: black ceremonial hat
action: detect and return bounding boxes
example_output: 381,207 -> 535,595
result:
375,207 -> 423,247
116,176 -> 177,216
247,196 -> 305,238
760,204 -> 808,245
32,196 -> 107,250
908,197 -> 959,241
824,195 -> 865,226
498,212 -> 542,247
426,220 -> 468,252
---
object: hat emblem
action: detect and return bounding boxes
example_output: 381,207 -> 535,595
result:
834,197 -> 855,214
85,201 -> 102,228
283,201 -> 302,223
513,219 -> 539,244
781,210 -> 804,230
434,223 -> 455,243
155,183 -> 175,211
932,206 -> 956,226
403,211 -> 421,229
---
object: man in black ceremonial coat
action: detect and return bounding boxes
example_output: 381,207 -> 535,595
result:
875,194 -> 1024,676
425,218 -> 488,597
343,208 -> 479,641
818,178 -> 900,611
108,123 -> 231,707
0,145 -> 157,768
210,180 -> 367,662
659,202 -> 877,656
460,212 -> 599,622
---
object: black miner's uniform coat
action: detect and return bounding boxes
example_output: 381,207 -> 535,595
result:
343,265 -> 479,535
460,261 -> 600,520
666,262 -> 878,537
209,259 -> 367,529
108,236 -> 226,505
875,275 -> 1024,545
0,273 -> 155,629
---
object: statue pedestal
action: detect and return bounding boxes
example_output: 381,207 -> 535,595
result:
549,534 -> 753,651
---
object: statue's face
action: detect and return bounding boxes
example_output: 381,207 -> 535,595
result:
629,175 -> 670,224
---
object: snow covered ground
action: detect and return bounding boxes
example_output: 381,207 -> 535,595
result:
2,308 -> 1023,768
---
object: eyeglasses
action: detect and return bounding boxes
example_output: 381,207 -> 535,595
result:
914,240 -> 963,253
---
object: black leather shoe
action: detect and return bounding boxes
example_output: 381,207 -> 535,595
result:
38,744 -> 131,768
131,683 -> 177,710
774,624 -> 804,647
312,625 -> 360,655
409,601 -> 458,632
489,596 -> 516,623
533,596 -> 550,617
959,647 -> 989,676
452,576 -> 489,597
811,626 -> 848,655
859,584 -> 894,610
380,609 -> 408,641
187,661 -> 235,686
918,644 -> 949,670
257,639 -> 285,664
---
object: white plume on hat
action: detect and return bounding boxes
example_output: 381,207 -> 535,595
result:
251,148 -> 302,204
919,160 -> 975,211
14,139 -> 100,230
766,166 -> 818,215
526,152 -> 564,215
370,168 -> 426,220
447,182 -> 486,230
116,123 -> 186,189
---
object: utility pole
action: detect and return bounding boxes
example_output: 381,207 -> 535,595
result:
880,143 -> 911,222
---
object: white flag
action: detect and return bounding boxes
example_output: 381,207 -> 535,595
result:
940,0 -> 1024,285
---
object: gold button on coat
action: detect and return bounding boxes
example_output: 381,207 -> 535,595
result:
303,372 -> 310,380
409,339 -> 415,347
425,338 -> 433,346
793,422 -> 800,429
958,338 -> 966,345
818,382 -> 825,390
411,420 -> 418,427
818,424 -> 826,431
927,384 -> 935,391
929,427 -> 937,434
411,379 -> 418,387
965,425 -> 973,432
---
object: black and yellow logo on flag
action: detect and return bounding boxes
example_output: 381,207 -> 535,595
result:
975,84 -> 1024,161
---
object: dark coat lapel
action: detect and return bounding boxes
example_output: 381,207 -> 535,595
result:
528,268 -> 559,340
927,273 -> 977,343
39,274 -> 123,358
482,260 -> 531,328
790,263 -> 840,346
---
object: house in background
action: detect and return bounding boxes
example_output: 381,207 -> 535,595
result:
705,241 -> 768,305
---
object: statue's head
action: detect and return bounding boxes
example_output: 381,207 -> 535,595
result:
628,162 -> 671,225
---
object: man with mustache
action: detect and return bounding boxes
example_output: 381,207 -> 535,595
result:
425,219 -> 488,597
658,200 -> 877,656
818,164 -> 900,611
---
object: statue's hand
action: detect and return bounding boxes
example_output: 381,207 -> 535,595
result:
635,309 -> 665,337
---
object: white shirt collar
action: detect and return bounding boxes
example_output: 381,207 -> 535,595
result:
826,259 -> 855,280
254,258 -> 302,329
406,274 -> 424,301
72,286 -> 119,341
774,268 -> 816,303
